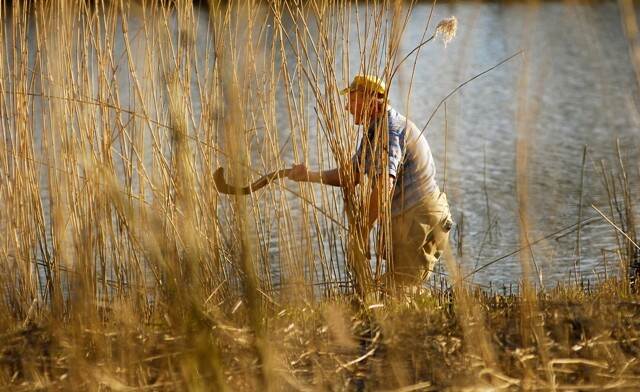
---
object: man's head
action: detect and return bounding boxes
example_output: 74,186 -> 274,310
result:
340,74 -> 387,125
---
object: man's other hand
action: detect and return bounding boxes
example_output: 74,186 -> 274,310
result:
288,164 -> 309,182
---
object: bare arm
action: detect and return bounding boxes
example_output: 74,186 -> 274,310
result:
288,165 -> 359,187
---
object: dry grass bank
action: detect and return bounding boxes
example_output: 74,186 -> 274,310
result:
2,281 -> 640,390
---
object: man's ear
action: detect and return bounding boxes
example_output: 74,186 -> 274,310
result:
368,95 -> 381,114
373,96 -> 386,113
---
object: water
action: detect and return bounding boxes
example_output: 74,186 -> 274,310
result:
4,1 -> 639,293
400,1 -> 640,286
276,1 -> 640,288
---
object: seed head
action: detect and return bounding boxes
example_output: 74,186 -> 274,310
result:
436,16 -> 458,47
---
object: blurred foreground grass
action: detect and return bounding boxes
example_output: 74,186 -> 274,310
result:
3,280 -> 640,390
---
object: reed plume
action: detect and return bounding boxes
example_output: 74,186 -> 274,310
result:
435,16 -> 457,47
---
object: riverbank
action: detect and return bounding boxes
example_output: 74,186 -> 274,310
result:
3,279 -> 640,390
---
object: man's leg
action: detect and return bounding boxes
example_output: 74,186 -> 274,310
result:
385,192 -> 451,298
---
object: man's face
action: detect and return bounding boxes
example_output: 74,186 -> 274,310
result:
345,90 -> 371,125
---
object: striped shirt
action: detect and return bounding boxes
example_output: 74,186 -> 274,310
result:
352,106 -> 439,216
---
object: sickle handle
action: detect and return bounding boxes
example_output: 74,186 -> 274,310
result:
214,167 -> 291,195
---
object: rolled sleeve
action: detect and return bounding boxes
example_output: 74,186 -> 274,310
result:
387,129 -> 404,178
352,128 -> 404,178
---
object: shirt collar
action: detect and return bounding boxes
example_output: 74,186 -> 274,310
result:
367,106 -> 393,136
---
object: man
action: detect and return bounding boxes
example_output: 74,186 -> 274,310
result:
287,74 -> 452,295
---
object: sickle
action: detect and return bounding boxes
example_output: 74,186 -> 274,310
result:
213,167 -> 291,195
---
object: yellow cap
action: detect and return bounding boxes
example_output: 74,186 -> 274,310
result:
340,74 -> 386,95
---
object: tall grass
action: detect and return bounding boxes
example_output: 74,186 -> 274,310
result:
0,0 -> 639,390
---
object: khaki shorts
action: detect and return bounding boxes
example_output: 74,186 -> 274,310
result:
383,190 -> 452,289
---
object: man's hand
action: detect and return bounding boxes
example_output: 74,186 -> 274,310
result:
288,164 -> 310,182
